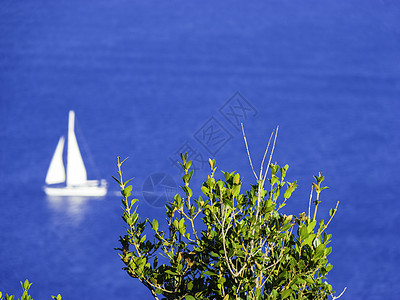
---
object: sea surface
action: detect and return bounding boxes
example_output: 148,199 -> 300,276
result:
1,1 -> 400,299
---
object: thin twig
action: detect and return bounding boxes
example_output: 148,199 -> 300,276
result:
241,123 -> 258,180
257,126 -> 279,219
259,129 -> 275,181
308,185 -> 313,219
221,214 -> 239,276
331,287 -> 347,299
262,125 -> 279,184
318,201 -> 340,237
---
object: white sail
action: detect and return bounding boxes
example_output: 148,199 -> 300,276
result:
45,136 -> 66,184
66,110 -> 87,186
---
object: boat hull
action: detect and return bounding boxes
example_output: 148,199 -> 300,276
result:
44,181 -> 107,197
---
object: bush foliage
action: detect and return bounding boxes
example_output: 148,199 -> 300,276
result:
0,280 -> 61,300
114,129 -> 341,300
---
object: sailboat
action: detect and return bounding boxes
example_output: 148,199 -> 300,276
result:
44,110 -> 107,197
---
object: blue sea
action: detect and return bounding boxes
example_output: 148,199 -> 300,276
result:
1,1 -> 399,299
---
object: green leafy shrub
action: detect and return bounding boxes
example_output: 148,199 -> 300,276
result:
114,128 -> 343,300
0,280 -> 61,300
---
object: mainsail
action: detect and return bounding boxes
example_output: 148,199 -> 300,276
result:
66,110 -> 87,186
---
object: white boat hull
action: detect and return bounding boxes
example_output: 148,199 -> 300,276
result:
44,181 -> 107,197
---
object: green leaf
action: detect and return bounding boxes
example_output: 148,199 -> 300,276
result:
315,243 -> 325,258
183,186 -> 193,198
180,152 -> 187,162
152,219 -> 159,231
210,251 -> 219,258
130,213 -> 138,225
303,234 -> 315,247
326,263 -> 333,272
325,247 -> 332,256
208,158 -> 215,169
281,288 -> 292,299
201,186 -> 209,196
136,257 -> 146,271
223,197 -> 233,209
233,173 -> 240,184
112,175 -> 121,185
185,160 -> 192,170
222,171 -> 229,182
183,173 -> 192,184
284,187 -> 291,199
174,194 -> 182,206
185,296 -> 196,300
139,234 -> 146,244
179,218 -> 185,229
206,177 -> 215,187
270,175 -> 280,186
299,225 -> 308,240
314,174 -> 325,183
232,184 -> 241,197
329,208 -> 336,217
122,185 -> 132,197
280,164 -> 289,178
177,263 -> 183,272
273,188 -> 280,201
284,181 -> 298,199
119,157 -> 129,165
270,163 -> 279,175
307,220 -> 316,233
129,198 -> 138,210
153,256 -> 158,268
204,270 -> 217,276
296,278 -> 306,285
173,219 -> 179,229
264,199 -> 275,213
281,222 -> 292,232
216,181 -> 224,192
23,279 -> 31,291
165,269 -> 177,275
123,212 -> 132,225
312,182 -> 319,192
124,177 -> 134,186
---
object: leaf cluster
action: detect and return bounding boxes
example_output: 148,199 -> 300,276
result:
0,280 -> 61,300
115,154 -> 339,300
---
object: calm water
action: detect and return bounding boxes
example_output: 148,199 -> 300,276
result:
1,1 -> 400,299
